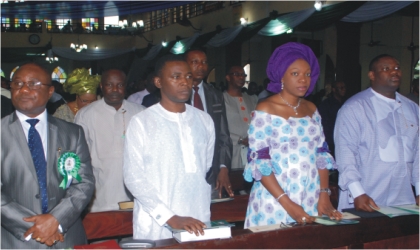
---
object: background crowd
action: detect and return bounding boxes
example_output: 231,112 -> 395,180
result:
1,41 -> 418,248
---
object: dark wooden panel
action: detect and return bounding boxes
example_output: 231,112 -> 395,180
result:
364,234 -> 419,249
82,211 -> 133,240
210,194 -> 248,222
229,169 -> 246,192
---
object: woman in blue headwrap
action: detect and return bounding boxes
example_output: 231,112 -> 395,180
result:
243,42 -> 341,228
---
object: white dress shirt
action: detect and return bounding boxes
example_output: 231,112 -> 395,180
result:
16,109 -> 48,159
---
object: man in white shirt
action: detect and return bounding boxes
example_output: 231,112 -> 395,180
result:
335,54 -> 419,212
127,72 -> 157,105
124,54 -> 215,240
75,69 -> 145,212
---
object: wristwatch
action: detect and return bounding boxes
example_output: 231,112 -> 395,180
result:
238,137 -> 243,145
320,188 -> 331,196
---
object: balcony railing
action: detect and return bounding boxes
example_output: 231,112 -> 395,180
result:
1,1 -> 225,35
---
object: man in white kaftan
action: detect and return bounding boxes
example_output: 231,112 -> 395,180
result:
335,55 -> 419,211
124,104 -> 214,239
75,69 -> 145,212
123,55 -> 215,240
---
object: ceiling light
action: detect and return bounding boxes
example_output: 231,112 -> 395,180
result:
162,41 -> 167,47
70,42 -> 87,52
240,17 -> 248,25
45,49 -> 58,63
314,1 -> 323,11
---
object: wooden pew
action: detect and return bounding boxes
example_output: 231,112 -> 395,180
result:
82,195 -> 250,240
153,215 -> 419,249
81,193 -> 418,249
82,184 -> 340,241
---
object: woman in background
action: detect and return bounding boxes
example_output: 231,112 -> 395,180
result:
54,68 -> 100,122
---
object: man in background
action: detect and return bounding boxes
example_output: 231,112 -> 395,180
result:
223,66 -> 258,171
185,49 -> 233,198
75,69 -> 144,212
318,81 -> 346,156
128,71 -> 157,105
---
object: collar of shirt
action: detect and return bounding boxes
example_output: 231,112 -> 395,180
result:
101,98 -> 128,114
156,102 -> 192,121
191,81 -> 207,112
370,87 -> 401,110
16,109 -> 48,158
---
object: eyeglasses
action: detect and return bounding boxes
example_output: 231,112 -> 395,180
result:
10,80 -> 52,90
379,66 -> 400,72
229,72 -> 247,77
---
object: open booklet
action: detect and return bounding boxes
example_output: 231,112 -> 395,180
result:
374,204 -> 419,218
165,220 -> 234,243
211,197 -> 234,204
314,216 -> 360,226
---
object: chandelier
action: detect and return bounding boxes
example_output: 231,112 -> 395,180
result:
70,36 -> 87,52
70,43 -> 87,52
45,49 -> 58,63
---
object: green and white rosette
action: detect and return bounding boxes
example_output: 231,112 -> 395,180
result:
58,152 -> 82,189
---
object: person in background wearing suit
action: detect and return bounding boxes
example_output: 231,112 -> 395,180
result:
184,49 -> 234,199
1,63 -> 95,248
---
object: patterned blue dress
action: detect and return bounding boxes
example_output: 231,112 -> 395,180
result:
243,110 -> 336,228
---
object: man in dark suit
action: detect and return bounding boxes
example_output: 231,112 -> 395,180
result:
1,63 -> 95,248
184,49 -> 233,199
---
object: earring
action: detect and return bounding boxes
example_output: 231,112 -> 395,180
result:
281,82 -> 284,90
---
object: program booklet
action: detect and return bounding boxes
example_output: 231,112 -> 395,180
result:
375,204 -> 419,218
166,220 -> 234,243
118,201 -> 134,210
211,197 -> 234,204
314,216 -> 360,226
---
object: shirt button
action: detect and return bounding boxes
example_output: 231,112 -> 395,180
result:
156,215 -> 161,220
35,194 -> 40,199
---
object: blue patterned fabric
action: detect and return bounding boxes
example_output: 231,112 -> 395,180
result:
26,119 -> 48,214
243,110 -> 336,228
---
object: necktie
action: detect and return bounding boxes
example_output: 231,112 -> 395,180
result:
193,86 -> 204,111
26,119 -> 48,214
